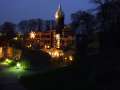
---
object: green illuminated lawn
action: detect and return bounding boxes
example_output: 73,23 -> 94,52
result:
7,62 -> 28,78
1,58 -> 14,66
0,59 -> 30,78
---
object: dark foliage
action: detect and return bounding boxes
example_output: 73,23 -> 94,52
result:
22,48 -> 51,69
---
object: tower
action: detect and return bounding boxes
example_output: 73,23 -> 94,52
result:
55,4 -> 64,34
53,4 -> 65,49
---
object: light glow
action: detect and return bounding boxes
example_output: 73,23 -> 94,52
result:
55,34 -> 60,48
16,62 -> 21,69
1,58 -> 13,65
45,45 -> 50,49
69,56 -> 73,61
8,64 -> 26,78
64,57 -> 67,60
30,32 -> 36,39
13,37 -> 18,40
49,49 -> 64,58
55,14 -> 59,19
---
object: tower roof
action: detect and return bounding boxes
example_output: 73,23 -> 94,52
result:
55,4 -> 64,19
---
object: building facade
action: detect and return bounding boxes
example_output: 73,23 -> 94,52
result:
24,4 -> 75,49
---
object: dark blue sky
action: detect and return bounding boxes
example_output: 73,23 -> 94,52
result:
0,0 -> 95,24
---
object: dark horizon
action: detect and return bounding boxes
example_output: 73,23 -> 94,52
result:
0,0 -> 95,24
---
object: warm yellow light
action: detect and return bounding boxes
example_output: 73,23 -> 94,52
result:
64,57 -> 67,60
52,50 -> 59,58
69,56 -> 73,61
60,52 -> 64,56
48,51 -> 51,55
47,45 -> 50,49
56,34 -> 60,39
51,49 -> 64,58
0,47 -> 3,58
14,37 -> 18,40
56,34 -> 60,48
26,44 -> 31,48
44,45 -> 47,49
45,45 -> 50,49
7,47 -> 13,58
30,32 -> 35,39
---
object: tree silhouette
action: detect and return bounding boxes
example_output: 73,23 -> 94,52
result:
1,22 -> 16,40
92,0 -> 120,51
71,11 -> 95,63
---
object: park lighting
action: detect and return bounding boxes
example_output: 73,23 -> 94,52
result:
30,32 -> 36,39
7,61 -> 28,78
1,58 -> 13,65
15,61 -> 29,70
16,62 -> 21,69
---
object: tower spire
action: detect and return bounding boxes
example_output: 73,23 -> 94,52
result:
55,4 -> 64,34
58,3 -> 61,11
55,3 -> 64,19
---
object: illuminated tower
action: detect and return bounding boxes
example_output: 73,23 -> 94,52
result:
55,4 -> 64,34
54,4 -> 65,49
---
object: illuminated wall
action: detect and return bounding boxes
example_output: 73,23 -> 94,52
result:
0,47 -> 3,58
0,47 -> 22,60
55,34 -> 61,49
7,47 -> 14,58
24,29 -> 75,49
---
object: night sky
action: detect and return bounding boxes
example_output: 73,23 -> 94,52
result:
0,0 -> 95,24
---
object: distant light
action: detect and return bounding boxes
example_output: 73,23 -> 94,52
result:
30,32 -> 35,39
16,62 -> 21,69
49,49 -> 64,58
69,56 -> 73,61
27,44 -> 32,48
55,14 -> 59,19
8,63 -> 26,78
45,45 -> 50,49
55,34 -> 60,48
56,34 -> 60,39
13,37 -> 18,40
47,45 -> 50,49
1,58 -> 13,65
64,57 -> 67,60
15,61 -> 29,70
4,60 -> 29,78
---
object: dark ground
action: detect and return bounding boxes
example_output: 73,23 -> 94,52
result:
0,49 -> 119,90
20,55 -> 96,89
20,49 -> 120,90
